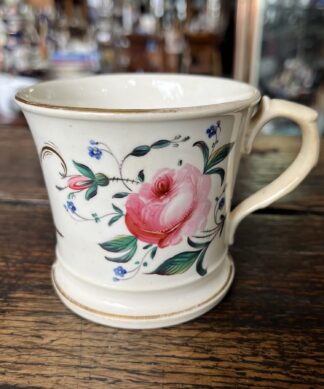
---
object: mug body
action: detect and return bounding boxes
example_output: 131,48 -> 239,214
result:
16,74 -> 260,328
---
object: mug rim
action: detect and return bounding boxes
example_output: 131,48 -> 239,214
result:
15,73 -> 261,120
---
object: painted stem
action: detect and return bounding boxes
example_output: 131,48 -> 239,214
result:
120,155 -> 133,192
119,247 -> 155,281
69,211 -> 117,222
110,177 -> 140,185
101,145 -> 134,192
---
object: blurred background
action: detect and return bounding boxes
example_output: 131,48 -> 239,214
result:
0,0 -> 323,135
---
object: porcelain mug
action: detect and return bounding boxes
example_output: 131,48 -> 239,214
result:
16,74 -> 319,328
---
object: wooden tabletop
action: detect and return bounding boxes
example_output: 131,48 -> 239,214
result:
0,126 -> 323,388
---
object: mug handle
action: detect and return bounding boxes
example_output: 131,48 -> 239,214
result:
228,96 -> 320,244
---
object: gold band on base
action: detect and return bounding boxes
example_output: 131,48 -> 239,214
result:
52,263 -> 233,321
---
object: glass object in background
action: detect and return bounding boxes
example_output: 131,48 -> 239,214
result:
0,0 -> 236,123
50,0 -> 100,78
0,0 -> 52,76
182,0 -> 223,75
234,0 -> 324,135
0,0 -> 52,122
86,0 -> 227,74
0,0 -> 235,77
0,0 -> 235,78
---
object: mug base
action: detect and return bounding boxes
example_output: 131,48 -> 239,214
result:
51,254 -> 234,329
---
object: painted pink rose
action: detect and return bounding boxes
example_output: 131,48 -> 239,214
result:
68,175 -> 92,190
125,164 -> 211,248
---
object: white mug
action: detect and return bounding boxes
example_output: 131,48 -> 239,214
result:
16,74 -> 319,328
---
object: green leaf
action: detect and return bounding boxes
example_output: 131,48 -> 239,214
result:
193,231 -> 216,239
149,250 -> 201,275
92,213 -> 101,223
105,243 -> 137,263
95,173 -> 109,186
129,145 -> 151,157
112,203 -> 123,215
196,248 -> 208,276
113,192 -> 129,198
137,169 -> 145,182
150,246 -> 157,259
99,235 -> 137,253
85,185 -> 97,200
205,167 -> 225,184
73,161 -> 95,179
205,142 -> 234,172
143,243 -> 153,249
219,215 -> 226,236
151,139 -> 171,149
193,141 -> 209,169
108,214 -> 123,226
187,237 -> 209,249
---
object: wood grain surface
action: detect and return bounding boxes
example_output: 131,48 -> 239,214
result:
0,125 -> 323,388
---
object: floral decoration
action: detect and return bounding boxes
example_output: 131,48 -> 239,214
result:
125,164 -> 211,248
41,121 -> 234,282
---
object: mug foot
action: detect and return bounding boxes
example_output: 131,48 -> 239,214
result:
52,254 -> 234,329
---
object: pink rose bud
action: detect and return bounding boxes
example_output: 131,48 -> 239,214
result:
68,175 -> 93,190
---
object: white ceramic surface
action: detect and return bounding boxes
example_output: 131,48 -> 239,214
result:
16,74 -> 319,328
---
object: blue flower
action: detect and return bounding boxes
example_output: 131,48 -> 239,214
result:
219,198 -> 225,210
114,265 -> 127,278
206,125 -> 217,138
88,146 -> 102,160
206,121 -> 221,139
65,200 -> 76,213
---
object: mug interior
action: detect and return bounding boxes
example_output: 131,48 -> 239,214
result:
16,74 -> 260,112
